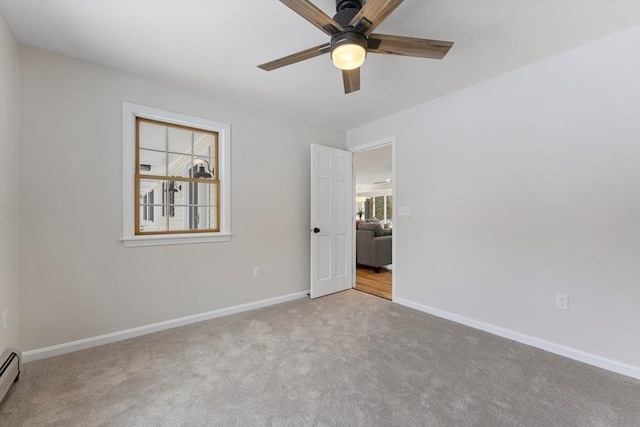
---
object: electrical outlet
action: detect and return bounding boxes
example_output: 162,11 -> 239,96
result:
253,267 -> 260,278
2,310 -> 7,330
555,293 -> 568,310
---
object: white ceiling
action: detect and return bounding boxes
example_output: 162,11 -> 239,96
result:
0,0 -> 638,130
354,144 -> 392,188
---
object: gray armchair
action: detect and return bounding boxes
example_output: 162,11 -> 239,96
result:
356,222 -> 392,273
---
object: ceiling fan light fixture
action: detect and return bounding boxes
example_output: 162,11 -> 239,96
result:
331,32 -> 367,71
259,0 -> 454,94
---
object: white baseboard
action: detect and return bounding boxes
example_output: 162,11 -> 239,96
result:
394,297 -> 640,380
23,291 -> 309,363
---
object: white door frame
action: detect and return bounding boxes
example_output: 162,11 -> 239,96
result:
350,136 -> 397,301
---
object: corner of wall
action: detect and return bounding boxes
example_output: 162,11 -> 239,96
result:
0,12 -> 21,353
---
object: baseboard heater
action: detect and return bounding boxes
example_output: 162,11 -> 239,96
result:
0,348 -> 21,404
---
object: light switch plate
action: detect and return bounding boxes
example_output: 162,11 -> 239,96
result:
398,206 -> 411,216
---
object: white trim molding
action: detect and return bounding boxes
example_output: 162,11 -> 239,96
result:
23,291 -> 309,362
121,102 -> 232,247
395,297 -> 640,380
121,233 -> 231,247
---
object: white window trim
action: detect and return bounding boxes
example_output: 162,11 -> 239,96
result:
121,102 -> 231,247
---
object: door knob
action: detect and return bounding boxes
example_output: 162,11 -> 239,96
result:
313,227 -> 320,233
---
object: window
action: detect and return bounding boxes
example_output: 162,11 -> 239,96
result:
136,118 -> 218,234
365,195 -> 393,221
122,103 -> 231,247
385,195 -> 392,220
374,196 -> 385,220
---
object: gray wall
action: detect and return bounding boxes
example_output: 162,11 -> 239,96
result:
0,14 -> 19,353
347,27 -> 640,368
18,46 -> 345,351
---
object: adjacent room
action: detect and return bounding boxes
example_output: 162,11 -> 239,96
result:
354,144 -> 394,299
0,0 -> 638,425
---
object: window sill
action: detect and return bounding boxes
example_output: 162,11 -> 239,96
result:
121,233 -> 231,248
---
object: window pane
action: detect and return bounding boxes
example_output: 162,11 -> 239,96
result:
167,206 -> 217,231
193,155 -> 216,179
138,121 -> 166,151
195,133 -> 215,146
195,133 -> 215,157
194,134 -> 216,179
194,155 -> 214,164
167,180 -> 185,207
207,183 -> 219,229
168,205 -> 188,231
140,204 -> 166,232
139,149 -> 166,176
374,196 -> 385,220
164,182 -> 219,231
168,153 -> 194,178
139,179 -> 168,232
168,127 -> 194,155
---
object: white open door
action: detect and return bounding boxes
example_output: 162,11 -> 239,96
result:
310,144 -> 353,298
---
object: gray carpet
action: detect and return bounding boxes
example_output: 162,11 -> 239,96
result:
0,290 -> 638,426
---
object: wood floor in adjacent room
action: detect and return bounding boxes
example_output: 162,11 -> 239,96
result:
355,266 -> 392,300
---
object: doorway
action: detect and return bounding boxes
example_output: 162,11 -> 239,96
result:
351,138 -> 395,301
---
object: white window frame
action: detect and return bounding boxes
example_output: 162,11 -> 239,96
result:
121,102 -> 231,247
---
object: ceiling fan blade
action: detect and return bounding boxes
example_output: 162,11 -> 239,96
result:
349,0 -> 404,36
342,68 -> 360,94
258,43 -> 331,71
367,33 -> 454,59
280,0 -> 343,35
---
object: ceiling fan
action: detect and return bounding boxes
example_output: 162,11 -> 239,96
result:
258,0 -> 454,94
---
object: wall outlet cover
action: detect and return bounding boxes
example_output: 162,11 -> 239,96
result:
555,293 -> 568,310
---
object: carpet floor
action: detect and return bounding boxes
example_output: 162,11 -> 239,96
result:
0,290 -> 638,426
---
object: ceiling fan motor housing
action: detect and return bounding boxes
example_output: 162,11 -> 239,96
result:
332,0 -> 367,53
336,0 -> 362,12
334,0 -> 362,28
